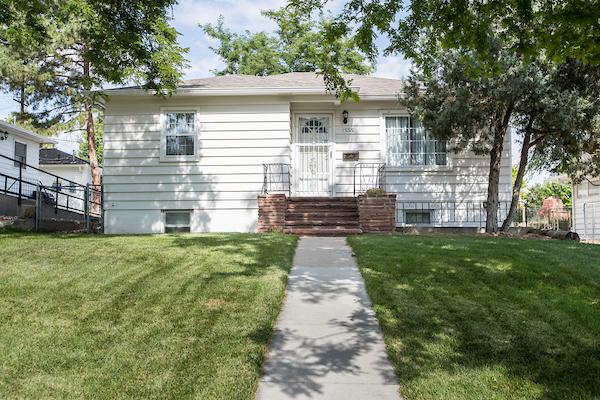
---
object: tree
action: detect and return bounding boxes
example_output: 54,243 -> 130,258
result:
500,60 -> 600,230
402,49 -> 538,233
1,0 -> 188,209
289,0 -> 600,94
202,7 -> 372,76
291,0 -> 600,232
78,115 -> 103,166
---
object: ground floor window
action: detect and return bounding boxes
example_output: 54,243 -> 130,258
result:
164,210 -> 191,233
14,141 -> 27,168
385,116 -> 447,167
405,210 -> 431,224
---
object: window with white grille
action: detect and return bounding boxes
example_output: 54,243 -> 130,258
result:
385,116 -> 447,167
162,111 -> 196,160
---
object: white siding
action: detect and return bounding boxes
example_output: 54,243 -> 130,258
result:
0,134 -> 41,183
39,164 -> 93,212
105,96 -> 513,233
572,179 -> 600,241
103,96 -> 291,233
291,102 -> 512,227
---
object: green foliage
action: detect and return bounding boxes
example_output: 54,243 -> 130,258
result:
366,188 -> 386,196
348,234 -> 600,400
290,0 -> 600,92
402,49 -> 532,154
202,7 -> 372,77
524,61 -> 600,182
1,0 -> 188,186
523,181 -> 573,209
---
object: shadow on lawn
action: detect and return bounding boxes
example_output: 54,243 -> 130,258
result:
57,233 -> 296,399
353,236 -> 600,399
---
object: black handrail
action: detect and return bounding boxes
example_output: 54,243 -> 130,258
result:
353,163 -> 386,196
262,163 -> 291,196
0,152 -> 86,190
0,153 -> 102,218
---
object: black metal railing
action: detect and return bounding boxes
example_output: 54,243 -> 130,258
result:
353,163 -> 386,195
396,200 -> 513,228
0,153 -> 102,226
262,163 -> 291,196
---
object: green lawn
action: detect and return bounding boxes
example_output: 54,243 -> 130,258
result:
0,232 -> 297,399
348,235 -> 600,400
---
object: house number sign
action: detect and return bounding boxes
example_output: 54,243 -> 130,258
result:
343,152 -> 360,162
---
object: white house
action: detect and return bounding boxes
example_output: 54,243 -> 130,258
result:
102,72 -> 512,234
572,178 -> 600,241
0,120 -> 56,199
39,148 -> 95,212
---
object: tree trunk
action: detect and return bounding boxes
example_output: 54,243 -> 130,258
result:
485,105 -> 513,233
83,60 -> 101,214
501,118 -> 533,231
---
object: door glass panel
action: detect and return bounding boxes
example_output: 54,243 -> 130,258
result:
298,117 -> 330,143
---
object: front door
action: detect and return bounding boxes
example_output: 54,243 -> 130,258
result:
293,115 -> 333,196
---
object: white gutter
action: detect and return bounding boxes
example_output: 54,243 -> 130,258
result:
102,87 -> 401,101
0,121 -> 57,144
104,86 -> 360,96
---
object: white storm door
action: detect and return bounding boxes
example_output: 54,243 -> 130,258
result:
293,115 -> 333,196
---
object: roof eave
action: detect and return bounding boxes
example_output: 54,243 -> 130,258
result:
102,86 -> 362,97
0,121 -> 57,144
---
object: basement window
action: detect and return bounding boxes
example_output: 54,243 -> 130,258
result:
405,210 -> 431,224
164,210 -> 191,233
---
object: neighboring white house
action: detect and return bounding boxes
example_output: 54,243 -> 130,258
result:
101,72 -> 512,234
0,120 -> 56,198
573,177 -> 600,241
39,148 -> 95,212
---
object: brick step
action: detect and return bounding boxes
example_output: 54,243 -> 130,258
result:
283,227 -> 363,236
286,211 -> 359,219
285,219 -> 360,227
288,197 -> 356,202
286,204 -> 358,210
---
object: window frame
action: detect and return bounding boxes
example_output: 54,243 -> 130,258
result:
380,111 -> 451,171
163,210 -> 192,233
404,210 -> 432,225
14,141 -> 27,169
160,108 -> 199,162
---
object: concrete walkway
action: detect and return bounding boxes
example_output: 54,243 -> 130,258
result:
257,237 -> 402,400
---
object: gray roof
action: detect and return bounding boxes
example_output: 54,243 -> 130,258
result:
179,72 -> 405,96
39,148 -> 88,165
106,72 -> 405,97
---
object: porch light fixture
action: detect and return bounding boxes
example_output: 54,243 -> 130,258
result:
342,110 -> 349,124
0,129 -> 8,140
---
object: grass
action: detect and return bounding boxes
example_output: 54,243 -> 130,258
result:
347,234 -> 600,400
0,231 -> 297,399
